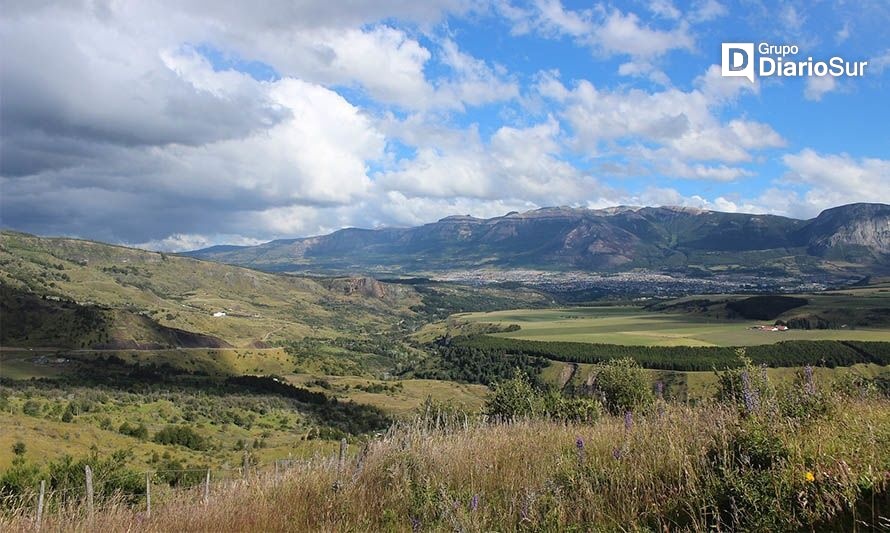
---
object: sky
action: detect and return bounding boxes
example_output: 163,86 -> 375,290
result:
1,0 -> 888,251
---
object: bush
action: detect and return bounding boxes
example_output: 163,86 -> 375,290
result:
153,425 -> 208,451
776,367 -> 833,422
485,371 -> 541,419
119,421 -> 149,440
715,353 -> 774,415
0,457 -> 42,497
12,442 -> 26,456
485,372 -> 602,422
586,358 -> 654,414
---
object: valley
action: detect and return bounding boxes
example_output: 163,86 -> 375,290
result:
2,219 -> 890,531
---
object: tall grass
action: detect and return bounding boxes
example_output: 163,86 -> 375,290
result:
3,393 -> 889,532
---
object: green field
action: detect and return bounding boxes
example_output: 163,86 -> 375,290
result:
458,307 -> 890,347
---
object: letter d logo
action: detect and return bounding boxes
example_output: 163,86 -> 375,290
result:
721,43 -> 755,82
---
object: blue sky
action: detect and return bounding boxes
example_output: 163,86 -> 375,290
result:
1,0 -> 888,250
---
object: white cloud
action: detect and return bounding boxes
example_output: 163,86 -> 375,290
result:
541,67 -> 783,172
781,149 -> 890,213
689,0 -> 727,23
836,22 -> 851,43
804,75 -> 838,101
595,9 -> 693,58
135,233 -> 265,252
534,0 -> 594,37
498,1 -> 694,61
649,0 -> 681,20
377,116 -> 612,205
870,49 -> 890,74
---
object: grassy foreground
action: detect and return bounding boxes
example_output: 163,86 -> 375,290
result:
3,394 -> 889,531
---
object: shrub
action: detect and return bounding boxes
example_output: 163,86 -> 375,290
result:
776,366 -> 833,422
12,442 -> 26,456
153,425 -> 208,451
485,371 -> 542,419
22,400 -> 40,416
119,421 -> 149,440
715,353 -> 774,415
485,372 -> 602,422
587,358 -> 654,414
541,390 -> 602,423
0,457 -> 41,497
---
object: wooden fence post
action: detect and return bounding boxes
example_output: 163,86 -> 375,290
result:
84,465 -> 94,519
338,438 -> 348,473
203,469 -> 210,504
36,480 -> 45,531
145,472 -> 151,519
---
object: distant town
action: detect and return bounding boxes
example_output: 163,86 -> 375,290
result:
431,269 -> 835,297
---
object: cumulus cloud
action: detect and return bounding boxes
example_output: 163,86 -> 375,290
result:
376,116 -> 613,206
0,0 -> 882,251
538,66 -> 783,174
781,149 -> 890,214
498,0 -> 694,60
804,75 -> 838,101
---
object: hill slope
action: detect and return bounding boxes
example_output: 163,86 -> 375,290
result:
0,231 -> 424,349
185,203 -> 890,276
0,231 -> 552,349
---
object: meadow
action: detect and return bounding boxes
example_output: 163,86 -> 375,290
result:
3,380 -> 888,532
457,306 -> 890,347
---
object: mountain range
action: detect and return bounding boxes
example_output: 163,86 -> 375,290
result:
185,203 -> 890,278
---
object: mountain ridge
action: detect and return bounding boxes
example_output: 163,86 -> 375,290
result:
183,203 -> 890,277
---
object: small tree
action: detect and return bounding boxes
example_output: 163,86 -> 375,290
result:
12,441 -> 26,456
484,370 -> 542,419
589,358 -> 654,414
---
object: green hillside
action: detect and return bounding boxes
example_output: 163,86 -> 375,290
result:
0,230 -> 425,348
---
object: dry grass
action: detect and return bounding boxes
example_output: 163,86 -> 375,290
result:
4,396 -> 889,532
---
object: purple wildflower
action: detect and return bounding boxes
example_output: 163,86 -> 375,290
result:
575,436 -> 585,464
655,381 -> 664,399
612,447 -> 622,460
804,365 -> 815,395
624,410 -> 634,431
470,494 -> 479,512
410,516 -> 421,532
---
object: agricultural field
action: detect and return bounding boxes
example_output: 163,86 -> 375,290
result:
457,306 -> 890,347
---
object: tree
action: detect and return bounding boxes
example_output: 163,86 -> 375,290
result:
484,370 -> 542,419
588,358 -> 654,414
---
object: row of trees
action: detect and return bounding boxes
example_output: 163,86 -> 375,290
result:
454,337 -> 890,371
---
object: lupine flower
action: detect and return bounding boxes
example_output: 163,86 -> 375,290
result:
655,381 -> 664,399
624,410 -> 634,431
470,494 -> 479,512
804,365 -> 815,395
410,516 -> 421,532
612,447 -> 622,460
575,436 -> 585,464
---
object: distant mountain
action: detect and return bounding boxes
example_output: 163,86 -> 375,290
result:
184,203 -> 890,277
